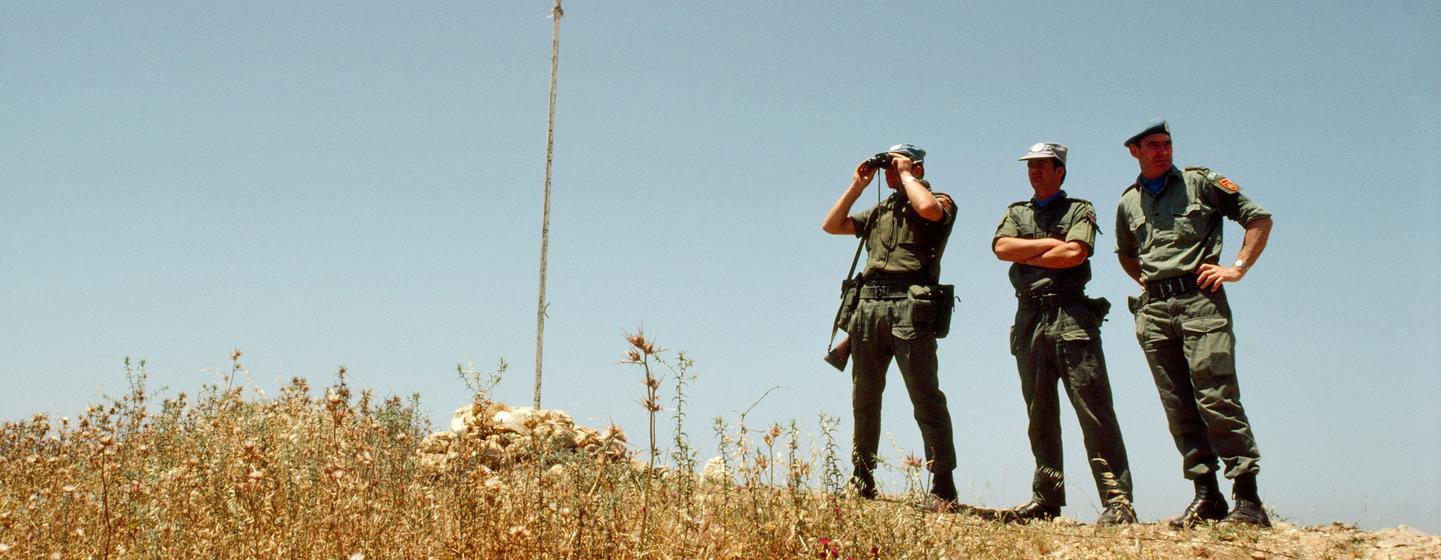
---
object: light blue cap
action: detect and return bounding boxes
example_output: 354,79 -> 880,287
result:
886,143 -> 925,164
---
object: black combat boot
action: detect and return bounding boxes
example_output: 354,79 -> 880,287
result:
851,469 -> 877,500
1168,473 -> 1229,529
997,501 -> 1061,523
912,470 -> 961,513
930,470 -> 959,503
1097,502 -> 1137,525
1222,474 -> 1271,527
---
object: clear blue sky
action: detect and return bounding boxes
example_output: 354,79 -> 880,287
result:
3,1 -> 1438,532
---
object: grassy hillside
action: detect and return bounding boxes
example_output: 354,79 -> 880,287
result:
1,351 -> 1435,559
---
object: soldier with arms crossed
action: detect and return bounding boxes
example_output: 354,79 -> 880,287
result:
1115,121 -> 1275,528
991,142 -> 1135,524
821,144 -> 959,508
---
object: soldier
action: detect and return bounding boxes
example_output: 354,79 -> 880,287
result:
1115,121 -> 1275,527
991,142 -> 1135,524
821,144 -> 959,507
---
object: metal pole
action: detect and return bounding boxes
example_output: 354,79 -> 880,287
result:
534,0 -> 563,409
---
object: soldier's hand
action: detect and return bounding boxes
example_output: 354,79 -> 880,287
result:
891,154 -> 914,175
1196,263 -> 1244,292
853,160 -> 878,185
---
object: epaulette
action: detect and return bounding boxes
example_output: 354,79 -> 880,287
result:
1121,183 -> 1140,195
1186,165 -> 1240,192
1067,197 -> 1093,206
1184,166 -> 1221,181
1007,200 -> 1029,208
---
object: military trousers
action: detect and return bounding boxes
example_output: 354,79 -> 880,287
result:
1134,286 -> 1261,480
849,295 -> 957,474
1011,302 -> 1132,507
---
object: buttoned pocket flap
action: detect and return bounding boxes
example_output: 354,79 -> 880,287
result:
1181,316 -> 1230,335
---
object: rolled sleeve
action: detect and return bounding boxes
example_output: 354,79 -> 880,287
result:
1201,172 -> 1272,226
1114,203 -> 1138,256
992,209 -> 1019,245
1066,207 -> 1097,249
849,208 -> 873,238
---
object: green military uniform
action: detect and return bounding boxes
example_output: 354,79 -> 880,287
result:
994,192 -> 1132,508
1114,165 -> 1271,481
846,189 -> 957,476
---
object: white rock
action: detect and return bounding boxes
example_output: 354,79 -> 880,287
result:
702,456 -> 732,484
449,404 -> 477,433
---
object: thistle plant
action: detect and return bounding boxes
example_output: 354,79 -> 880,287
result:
619,329 -> 663,554
667,351 -> 699,512
456,358 -> 508,403
817,412 -> 844,495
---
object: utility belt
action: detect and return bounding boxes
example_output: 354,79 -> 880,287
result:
859,283 -> 913,299
836,276 -> 955,338
1017,290 -> 1089,309
1146,273 -> 1201,301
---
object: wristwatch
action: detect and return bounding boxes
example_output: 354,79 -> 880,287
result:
1233,259 -> 1249,271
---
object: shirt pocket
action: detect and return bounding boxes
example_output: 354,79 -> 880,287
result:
1175,202 -> 1215,241
1126,215 -> 1148,249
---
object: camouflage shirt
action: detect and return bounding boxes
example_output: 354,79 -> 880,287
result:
1114,166 -> 1271,282
992,191 -> 1097,294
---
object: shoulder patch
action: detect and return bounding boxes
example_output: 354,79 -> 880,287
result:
1216,177 -> 1240,192
1071,200 -> 1098,226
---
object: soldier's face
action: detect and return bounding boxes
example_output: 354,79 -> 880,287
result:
884,165 -> 902,188
1027,159 -> 1064,191
1129,133 -> 1173,175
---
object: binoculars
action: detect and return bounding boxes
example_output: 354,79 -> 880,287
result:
865,152 -> 895,170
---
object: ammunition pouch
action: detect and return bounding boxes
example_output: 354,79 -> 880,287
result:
908,284 -> 956,339
1088,296 -> 1112,322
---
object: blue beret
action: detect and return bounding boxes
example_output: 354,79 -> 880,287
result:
1124,120 -> 1170,147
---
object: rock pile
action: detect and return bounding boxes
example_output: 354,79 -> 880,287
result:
418,400 -> 631,472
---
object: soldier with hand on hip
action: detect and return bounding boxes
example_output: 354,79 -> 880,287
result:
1115,120 -> 1275,528
821,144 -> 960,509
990,142 -> 1135,525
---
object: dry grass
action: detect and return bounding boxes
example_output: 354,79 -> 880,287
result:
0,352 -> 1425,559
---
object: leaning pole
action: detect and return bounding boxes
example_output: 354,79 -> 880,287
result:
533,0 -> 563,409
